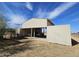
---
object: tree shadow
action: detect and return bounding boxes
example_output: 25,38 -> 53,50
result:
71,38 -> 79,46
0,39 -> 22,47
0,40 -> 34,56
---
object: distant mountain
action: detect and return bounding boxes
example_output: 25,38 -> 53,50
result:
72,32 -> 79,34
72,32 -> 79,38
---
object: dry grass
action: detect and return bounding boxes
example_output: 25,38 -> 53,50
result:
12,38 -> 79,57
0,36 -> 79,57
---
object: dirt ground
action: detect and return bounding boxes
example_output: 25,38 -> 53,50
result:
0,36 -> 79,57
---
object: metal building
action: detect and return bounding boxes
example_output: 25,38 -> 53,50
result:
17,18 -> 72,46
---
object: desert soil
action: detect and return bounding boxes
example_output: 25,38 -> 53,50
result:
0,36 -> 79,57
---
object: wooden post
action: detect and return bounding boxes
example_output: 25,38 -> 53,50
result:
31,28 -> 32,37
34,28 -> 35,37
42,27 -> 44,33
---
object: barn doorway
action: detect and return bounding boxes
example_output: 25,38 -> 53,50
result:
31,27 -> 47,38
20,27 -> 47,38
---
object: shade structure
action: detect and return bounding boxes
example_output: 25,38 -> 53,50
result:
21,18 -> 54,28
20,18 -> 72,46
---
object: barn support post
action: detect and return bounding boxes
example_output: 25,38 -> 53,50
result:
31,28 -> 32,37
34,28 -> 35,37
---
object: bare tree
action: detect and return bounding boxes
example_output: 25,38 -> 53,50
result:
0,16 -> 6,39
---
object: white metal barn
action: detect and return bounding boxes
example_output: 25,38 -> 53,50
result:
17,18 -> 72,46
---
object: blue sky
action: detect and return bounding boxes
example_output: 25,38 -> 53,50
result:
0,2 -> 79,33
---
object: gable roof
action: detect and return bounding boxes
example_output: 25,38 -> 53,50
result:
21,18 -> 54,28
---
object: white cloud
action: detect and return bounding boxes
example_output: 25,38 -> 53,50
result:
35,8 -> 48,18
47,2 -> 76,19
2,3 -> 27,28
25,2 -> 33,11
10,15 -> 25,24
7,15 -> 26,28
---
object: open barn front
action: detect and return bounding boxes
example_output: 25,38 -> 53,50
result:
20,27 -> 47,38
20,18 -> 53,39
20,18 -> 72,46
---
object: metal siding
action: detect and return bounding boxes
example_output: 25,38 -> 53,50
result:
21,18 -> 47,28
47,25 -> 72,46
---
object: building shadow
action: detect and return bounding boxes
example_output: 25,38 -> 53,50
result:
71,38 -> 79,46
